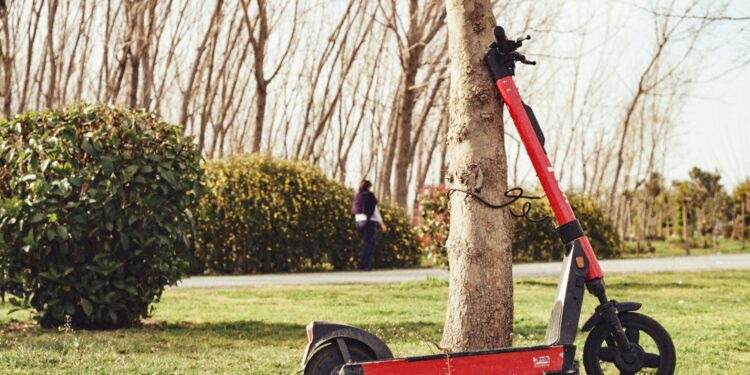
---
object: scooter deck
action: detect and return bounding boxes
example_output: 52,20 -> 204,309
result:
340,344 -> 576,375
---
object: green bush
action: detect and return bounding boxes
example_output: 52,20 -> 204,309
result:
0,104 -> 202,329
416,186 -> 623,266
512,194 -> 622,262
414,185 -> 450,265
192,155 -> 420,274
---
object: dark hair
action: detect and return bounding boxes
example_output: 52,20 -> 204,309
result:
358,179 -> 372,192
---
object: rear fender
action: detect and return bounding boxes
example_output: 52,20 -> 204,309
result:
582,301 -> 641,332
300,322 -> 393,368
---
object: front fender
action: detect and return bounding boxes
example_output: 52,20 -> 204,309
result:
300,322 -> 393,368
582,301 -> 642,332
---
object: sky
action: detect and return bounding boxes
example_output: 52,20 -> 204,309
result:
502,0 -> 750,191
675,57 -> 750,189
600,0 -> 750,189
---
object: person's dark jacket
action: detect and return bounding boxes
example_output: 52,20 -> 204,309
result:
352,191 -> 378,219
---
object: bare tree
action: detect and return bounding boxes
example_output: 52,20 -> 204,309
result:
240,0 -> 298,153
179,0 -> 223,136
378,0 -> 447,207
0,1 -> 13,117
292,0 -> 377,162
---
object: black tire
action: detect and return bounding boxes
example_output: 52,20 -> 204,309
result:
304,339 -> 377,375
583,312 -> 676,375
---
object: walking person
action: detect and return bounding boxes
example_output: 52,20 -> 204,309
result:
351,179 -> 387,271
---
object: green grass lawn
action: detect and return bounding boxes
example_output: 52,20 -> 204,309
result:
621,238 -> 749,259
1,270 -> 749,374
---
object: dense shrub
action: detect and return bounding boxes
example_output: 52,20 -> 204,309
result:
0,104 -> 202,328
512,194 -> 623,262
192,155 -> 420,274
416,185 -> 623,266
414,185 -> 450,265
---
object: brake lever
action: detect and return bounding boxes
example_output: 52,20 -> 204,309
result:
510,52 -> 536,65
515,35 -> 531,44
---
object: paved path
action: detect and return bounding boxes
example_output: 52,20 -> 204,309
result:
176,253 -> 750,288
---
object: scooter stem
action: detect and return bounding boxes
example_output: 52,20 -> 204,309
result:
485,39 -> 604,283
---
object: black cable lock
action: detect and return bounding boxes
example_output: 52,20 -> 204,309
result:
447,187 -> 549,223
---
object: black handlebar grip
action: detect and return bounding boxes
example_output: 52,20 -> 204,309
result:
494,26 -> 508,43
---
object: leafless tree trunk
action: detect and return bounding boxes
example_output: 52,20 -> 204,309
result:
240,0 -> 298,154
43,0 -> 59,108
0,3 -> 13,117
385,0 -> 446,207
441,0 -> 513,352
179,0 -> 223,133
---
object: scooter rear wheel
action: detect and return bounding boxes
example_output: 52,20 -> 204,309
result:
304,339 -> 377,375
583,312 -> 675,375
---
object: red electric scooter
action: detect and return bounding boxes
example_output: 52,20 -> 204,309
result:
300,26 -> 676,375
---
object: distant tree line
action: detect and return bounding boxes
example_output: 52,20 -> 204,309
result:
620,168 -> 749,253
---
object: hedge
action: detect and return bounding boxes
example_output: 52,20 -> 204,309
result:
0,104 -> 202,328
416,185 -> 623,266
192,155 -> 420,274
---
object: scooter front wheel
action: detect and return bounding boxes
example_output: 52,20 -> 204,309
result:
583,312 -> 675,375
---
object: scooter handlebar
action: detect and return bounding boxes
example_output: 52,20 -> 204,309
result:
490,26 -> 535,65
486,26 -> 536,80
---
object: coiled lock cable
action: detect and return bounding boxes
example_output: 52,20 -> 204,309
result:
447,187 -> 549,223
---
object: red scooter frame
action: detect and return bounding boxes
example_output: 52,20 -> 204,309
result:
495,73 -> 603,283
301,26 -> 676,375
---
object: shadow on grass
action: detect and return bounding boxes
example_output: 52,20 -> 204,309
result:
2,318 -> 567,359
0,319 -> 444,350
606,281 -> 706,290
0,318 -> 573,369
151,320 -> 305,338
518,279 -> 707,290
515,280 -> 559,288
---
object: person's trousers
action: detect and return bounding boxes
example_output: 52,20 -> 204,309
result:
357,221 -> 377,270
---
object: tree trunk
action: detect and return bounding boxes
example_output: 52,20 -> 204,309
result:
0,5 -> 13,117
682,197 -> 690,255
392,66 -> 418,207
44,0 -> 59,109
441,0 -> 513,352
252,81 -> 267,153
741,198 -> 747,250
376,110 -> 399,197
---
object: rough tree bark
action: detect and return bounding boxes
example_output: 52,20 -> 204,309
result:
682,197 -> 690,255
441,0 -> 514,352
